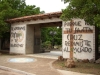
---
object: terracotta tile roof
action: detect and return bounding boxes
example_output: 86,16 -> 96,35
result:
6,11 -> 62,23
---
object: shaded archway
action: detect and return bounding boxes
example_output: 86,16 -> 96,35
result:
26,21 -> 62,54
41,22 -> 62,53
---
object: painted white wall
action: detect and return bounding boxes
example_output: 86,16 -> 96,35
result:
10,23 -> 26,54
10,18 -> 61,54
62,19 -> 95,60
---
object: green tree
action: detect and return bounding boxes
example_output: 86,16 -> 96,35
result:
0,0 -> 44,38
61,0 -> 100,59
61,0 -> 100,27
41,27 -> 62,48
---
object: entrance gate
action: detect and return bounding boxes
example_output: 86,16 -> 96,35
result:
7,12 -> 99,60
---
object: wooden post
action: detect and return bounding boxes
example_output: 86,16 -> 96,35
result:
70,20 -> 74,59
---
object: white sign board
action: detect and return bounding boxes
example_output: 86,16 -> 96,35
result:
10,25 -> 26,54
62,19 -> 95,60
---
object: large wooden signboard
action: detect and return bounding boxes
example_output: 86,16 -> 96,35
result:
62,19 -> 95,60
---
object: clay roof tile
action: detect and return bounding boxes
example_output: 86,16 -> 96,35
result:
6,11 -> 62,23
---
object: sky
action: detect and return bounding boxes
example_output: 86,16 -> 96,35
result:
25,0 -> 68,13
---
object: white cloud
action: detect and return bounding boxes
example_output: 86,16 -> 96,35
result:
25,0 -> 68,13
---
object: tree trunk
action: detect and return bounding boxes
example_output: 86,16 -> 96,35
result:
0,38 -> 1,50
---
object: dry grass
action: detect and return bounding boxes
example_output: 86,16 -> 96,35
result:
52,60 -> 100,75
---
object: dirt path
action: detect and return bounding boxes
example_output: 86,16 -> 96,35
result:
0,69 -> 24,75
0,55 -> 61,75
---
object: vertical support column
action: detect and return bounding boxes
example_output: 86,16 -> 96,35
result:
34,25 -> 41,53
10,24 -> 26,54
26,25 -> 34,54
